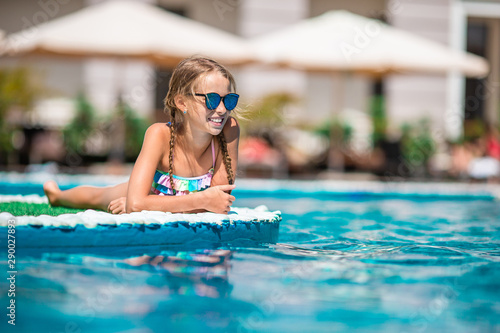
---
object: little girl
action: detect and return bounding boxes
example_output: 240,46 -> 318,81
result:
44,56 -> 239,215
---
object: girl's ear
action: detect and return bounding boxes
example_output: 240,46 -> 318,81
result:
174,95 -> 187,111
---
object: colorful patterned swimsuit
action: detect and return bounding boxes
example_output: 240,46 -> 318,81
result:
151,138 -> 215,196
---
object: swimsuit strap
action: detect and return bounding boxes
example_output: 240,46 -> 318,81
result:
211,137 -> 215,169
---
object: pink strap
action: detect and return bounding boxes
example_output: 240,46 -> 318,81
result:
211,138 -> 215,168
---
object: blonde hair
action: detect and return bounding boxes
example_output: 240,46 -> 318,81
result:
163,56 -> 236,194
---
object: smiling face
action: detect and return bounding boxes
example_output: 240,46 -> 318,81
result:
185,72 -> 233,136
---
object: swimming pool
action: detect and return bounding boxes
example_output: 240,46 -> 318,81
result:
1,175 -> 499,332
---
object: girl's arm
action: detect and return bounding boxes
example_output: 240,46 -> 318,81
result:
126,123 -> 235,214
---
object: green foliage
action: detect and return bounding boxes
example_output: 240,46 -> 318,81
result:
241,92 -> 297,135
463,119 -> 486,142
122,103 -> 149,159
0,67 -> 37,117
0,124 -> 12,154
400,119 -> 436,166
62,96 -> 149,160
0,202 -> 86,216
0,67 -> 39,153
62,93 -> 96,154
370,95 -> 387,146
61,95 -> 148,162
314,118 -> 352,145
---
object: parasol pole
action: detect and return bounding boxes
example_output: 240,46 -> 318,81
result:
327,72 -> 347,171
108,58 -> 127,163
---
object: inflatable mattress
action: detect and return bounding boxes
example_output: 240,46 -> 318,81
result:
0,195 -> 281,248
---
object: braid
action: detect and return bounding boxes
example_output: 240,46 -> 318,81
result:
217,132 -> 234,185
168,110 -> 177,195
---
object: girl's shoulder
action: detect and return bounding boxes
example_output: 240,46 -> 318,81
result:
142,123 -> 172,150
145,122 -> 172,138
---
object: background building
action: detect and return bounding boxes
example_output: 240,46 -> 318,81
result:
0,0 -> 498,161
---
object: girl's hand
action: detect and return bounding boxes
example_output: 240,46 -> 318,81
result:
108,197 -> 127,214
201,184 -> 236,214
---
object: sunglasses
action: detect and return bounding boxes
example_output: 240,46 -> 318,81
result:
194,92 -> 239,111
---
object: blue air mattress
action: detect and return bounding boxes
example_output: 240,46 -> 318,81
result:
0,199 -> 281,248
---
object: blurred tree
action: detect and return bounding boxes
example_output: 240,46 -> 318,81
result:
313,117 -> 353,171
63,96 -> 149,165
62,93 -> 96,157
400,119 -> 436,176
370,95 -> 387,147
314,118 -> 352,146
240,92 -> 297,138
0,67 -> 39,163
106,99 -> 149,163
122,102 -> 149,161
463,118 -> 486,142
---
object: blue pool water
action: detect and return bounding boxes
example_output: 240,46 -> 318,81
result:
1,180 -> 500,333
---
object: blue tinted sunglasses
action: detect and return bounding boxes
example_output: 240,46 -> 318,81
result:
195,92 -> 239,111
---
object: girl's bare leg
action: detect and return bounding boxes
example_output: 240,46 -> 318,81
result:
43,180 -> 129,211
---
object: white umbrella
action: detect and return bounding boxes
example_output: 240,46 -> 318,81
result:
0,1 -> 250,163
1,0 -> 250,66
250,10 -> 489,77
250,10 -> 490,171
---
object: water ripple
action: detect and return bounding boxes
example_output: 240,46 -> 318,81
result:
4,195 -> 499,333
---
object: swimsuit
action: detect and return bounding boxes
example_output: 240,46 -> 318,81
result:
151,138 -> 215,196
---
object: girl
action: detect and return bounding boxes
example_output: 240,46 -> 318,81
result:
43,56 -> 239,215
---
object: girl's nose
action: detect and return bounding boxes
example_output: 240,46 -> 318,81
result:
215,102 -> 227,114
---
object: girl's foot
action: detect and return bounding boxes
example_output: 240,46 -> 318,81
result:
43,180 -> 61,206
